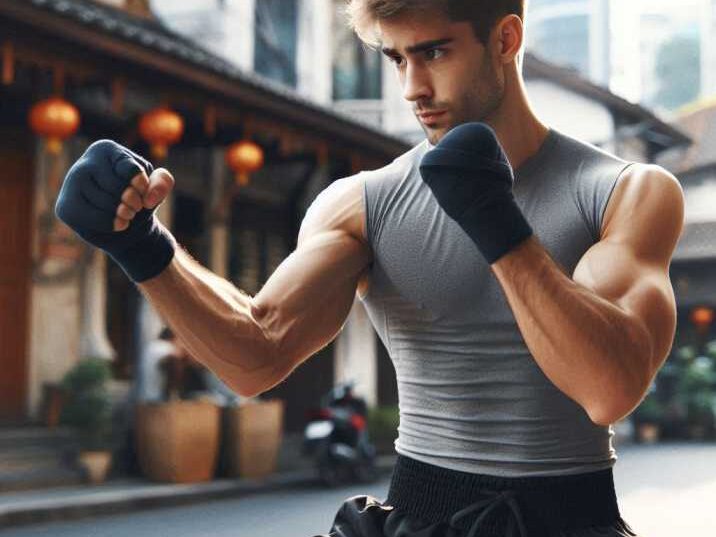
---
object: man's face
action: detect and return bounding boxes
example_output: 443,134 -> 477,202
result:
379,10 -> 505,145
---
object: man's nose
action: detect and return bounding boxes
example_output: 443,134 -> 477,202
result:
402,63 -> 432,102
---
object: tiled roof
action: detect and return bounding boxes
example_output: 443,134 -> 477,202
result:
22,0 -> 409,146
659,102 -> 716,175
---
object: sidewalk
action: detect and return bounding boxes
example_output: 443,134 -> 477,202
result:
0,455 -> 398,529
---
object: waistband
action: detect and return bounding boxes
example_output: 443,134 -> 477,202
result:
386,455 -> 635,537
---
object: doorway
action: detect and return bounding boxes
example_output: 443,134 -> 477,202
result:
0,129 -> 34,423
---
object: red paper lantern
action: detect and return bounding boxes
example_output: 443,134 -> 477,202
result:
691,307 -> 714,330
138,106 -> 184,160
225,140 -> 264,186
28,96 -> 80,154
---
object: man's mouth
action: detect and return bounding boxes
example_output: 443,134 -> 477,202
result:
417,110 -> 447,124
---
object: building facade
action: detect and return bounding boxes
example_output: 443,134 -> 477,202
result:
0,0 -> 409,429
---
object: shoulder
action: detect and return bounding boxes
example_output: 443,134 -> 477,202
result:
553,129 -> 623,162
601,163 -> 685,261
298,174 -> 367,247
299,141 -> 426,247
363,138 -> 429,183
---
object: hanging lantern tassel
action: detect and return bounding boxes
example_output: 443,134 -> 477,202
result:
226,140 -> 264,187
317,141 -> 329,167
280,127 -> 295,156
2,40 -> 14,85
111,78 -> 126,115
29,96 -> 81,155
204,104 -> 217,138
139,106 -> 184,161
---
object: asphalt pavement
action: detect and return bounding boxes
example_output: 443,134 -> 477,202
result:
1,442 -> 714,536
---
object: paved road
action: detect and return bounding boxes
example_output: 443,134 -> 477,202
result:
615,442 -> 716,535
1,443 -> 714,536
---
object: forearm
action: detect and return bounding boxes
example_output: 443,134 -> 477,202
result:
137,229 -> 370,398
491,237 -> 652,424
138,247 -> 275,396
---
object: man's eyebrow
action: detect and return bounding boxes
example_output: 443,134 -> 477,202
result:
381,38 -> 454,56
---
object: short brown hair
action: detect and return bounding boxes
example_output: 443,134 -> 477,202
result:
344,0 -> 525,48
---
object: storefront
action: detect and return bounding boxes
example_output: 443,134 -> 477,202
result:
0,0 -> 409,424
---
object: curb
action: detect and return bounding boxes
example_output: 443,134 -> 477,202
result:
0,456 -> 396,529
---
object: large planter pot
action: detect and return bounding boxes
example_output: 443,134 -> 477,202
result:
135,400 -> 221,483
78,450 -> 112,484
226,399 -> 284,479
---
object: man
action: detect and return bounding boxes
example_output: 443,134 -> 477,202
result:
55,1 -> 684,535
136,326 -> 176,403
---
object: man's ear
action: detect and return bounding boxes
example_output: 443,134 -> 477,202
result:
495,14 -> 523,64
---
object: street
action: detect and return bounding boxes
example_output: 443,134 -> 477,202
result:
1,443 -> 715,536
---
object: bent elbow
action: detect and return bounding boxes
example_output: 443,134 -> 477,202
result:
233,346 -> 291,399
223,364 -> 273,399
587,392 -> 642,427
235,384 -> 266,399
587,406 -> 616,427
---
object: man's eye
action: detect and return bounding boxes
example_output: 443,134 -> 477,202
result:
389,55 -> 404,66
425,49 -> 445,61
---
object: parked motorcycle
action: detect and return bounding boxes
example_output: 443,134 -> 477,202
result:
303,381 -> 378,487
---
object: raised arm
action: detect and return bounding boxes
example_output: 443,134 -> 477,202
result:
55,140 -> 372,398
138,176 -> 372,398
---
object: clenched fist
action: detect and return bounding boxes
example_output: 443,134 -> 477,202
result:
419,123 -> 533,264
55,139 -> 177,282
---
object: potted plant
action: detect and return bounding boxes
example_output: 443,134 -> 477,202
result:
134,330 -> 221,483
632,393 -> 663,444
60,358 -> 113,484
677,357 -> 716,440
367,405 -> 400,454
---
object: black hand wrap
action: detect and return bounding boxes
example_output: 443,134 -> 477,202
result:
419,122 -> 533,264
55,140 -> 176,283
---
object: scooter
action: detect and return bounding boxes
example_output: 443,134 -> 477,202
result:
302,381 -> 378,487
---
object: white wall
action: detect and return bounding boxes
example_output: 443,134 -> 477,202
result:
525,79 -> 615,144
684,179 -> 716,222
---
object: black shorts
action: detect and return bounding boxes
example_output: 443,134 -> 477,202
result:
316,455 -> 639,537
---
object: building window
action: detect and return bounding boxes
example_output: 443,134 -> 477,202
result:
332,0 -> 382,100
254,0 -> 298,87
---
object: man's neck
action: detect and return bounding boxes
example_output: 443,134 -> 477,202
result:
486,79 -> 551,171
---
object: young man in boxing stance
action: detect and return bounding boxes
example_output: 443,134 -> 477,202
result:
55,1 -> 684,535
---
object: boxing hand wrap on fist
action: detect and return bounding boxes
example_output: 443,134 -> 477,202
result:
419,122 -> 533,264
55,139 -> 176,283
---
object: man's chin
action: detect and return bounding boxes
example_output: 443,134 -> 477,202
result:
426,127 -> 449,146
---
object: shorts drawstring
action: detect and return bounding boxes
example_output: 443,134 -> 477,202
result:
448,490 -> 528,537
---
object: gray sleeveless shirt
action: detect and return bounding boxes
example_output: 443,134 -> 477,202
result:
357,128 -> 634,477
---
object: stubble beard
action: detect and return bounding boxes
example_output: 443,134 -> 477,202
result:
424,60 -> 504,146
